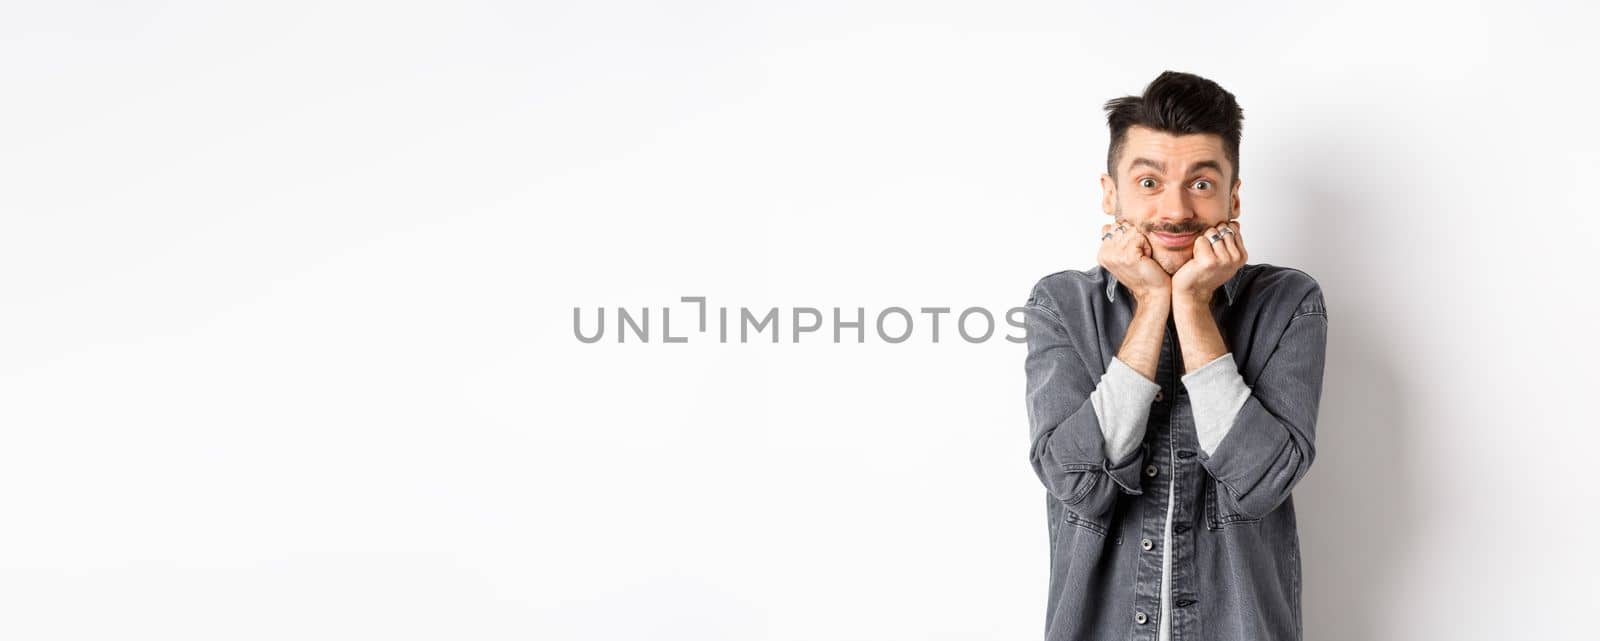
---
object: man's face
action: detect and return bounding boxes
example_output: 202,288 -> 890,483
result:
1100,125 -> 1241,275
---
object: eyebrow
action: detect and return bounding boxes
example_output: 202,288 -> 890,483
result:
1128,157 -> 1226,177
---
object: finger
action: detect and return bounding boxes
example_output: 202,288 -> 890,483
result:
1129,227 -> 1152,256
1114,225 -> 1137,254
1223,220 -> 1245,263
1211,225 -> 1237,263
1193,226 -> 1219,263
1210,224 -> 1238,263
1219,222 -> 1242,263
1125,239 -> 1147,261
1119,227 -> 1140,252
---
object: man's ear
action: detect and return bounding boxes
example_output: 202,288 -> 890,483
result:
1230,178 -> 1242,219
1100,173 -> 1116,215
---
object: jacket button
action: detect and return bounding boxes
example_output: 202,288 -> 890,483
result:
1135,612 -> 1148,624
1155,390 -> 1165,401
1144,464 -> 1159,477
1141,538 -> 1154,550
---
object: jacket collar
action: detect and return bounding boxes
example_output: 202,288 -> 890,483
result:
1104,264 -> 1249,306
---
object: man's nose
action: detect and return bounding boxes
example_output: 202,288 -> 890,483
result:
1156,186 -> 1194,228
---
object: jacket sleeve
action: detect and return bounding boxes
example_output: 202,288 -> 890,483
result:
1194,286 -> 1329,519
1023,295 -> 1153,521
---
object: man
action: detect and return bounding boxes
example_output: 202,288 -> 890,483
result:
1022,71 -> 1329,641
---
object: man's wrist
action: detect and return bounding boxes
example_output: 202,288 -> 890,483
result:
1133,287 -> 1173,307
1173,288 -> 1213,307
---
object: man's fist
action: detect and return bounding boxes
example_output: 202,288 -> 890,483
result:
1098,220 -> 1172,303
1172,220 -> 1247,303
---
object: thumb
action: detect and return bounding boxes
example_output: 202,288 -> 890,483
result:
1130,229 -> 1152,254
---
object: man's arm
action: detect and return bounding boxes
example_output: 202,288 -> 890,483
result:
1179,352 -> 1253,457
1023,288 -> 1168,520
1173,285 -> 1329,519
1090,357 -> 1161,464
1092,291 -> 1171,462
1171,289 -> 1242,456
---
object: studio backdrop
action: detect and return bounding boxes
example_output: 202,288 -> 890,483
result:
2,2 -> 1595,640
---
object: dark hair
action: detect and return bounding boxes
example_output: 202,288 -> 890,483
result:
1104,70 -> 1244,183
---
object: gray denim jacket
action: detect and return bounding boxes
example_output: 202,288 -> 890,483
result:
1022,263 -> 1328,641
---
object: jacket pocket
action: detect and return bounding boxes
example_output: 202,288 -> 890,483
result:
1055,463 -> 1115,536
1204,477 -> 1262,530
1061,505 -> 1110,537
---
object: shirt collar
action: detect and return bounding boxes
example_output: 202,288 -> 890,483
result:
1104,264 -> 1248,306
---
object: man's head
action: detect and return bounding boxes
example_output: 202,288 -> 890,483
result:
1099,71 -> 1244,275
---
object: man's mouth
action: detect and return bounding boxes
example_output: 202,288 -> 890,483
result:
1151,231 -> 1198,249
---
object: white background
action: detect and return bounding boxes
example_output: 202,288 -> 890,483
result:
3,1 -> 1597,639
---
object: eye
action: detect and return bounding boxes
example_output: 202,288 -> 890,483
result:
1139,178 -> 1157,189
1193,179 -> 1213,190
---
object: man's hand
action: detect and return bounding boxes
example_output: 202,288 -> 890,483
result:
1172,220 -> 1246,304
1098,220 -> 1171,303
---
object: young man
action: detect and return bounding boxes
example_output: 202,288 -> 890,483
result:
1022,71 -> 1329,641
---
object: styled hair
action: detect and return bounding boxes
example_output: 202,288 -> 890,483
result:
1104,71 -> 1244,183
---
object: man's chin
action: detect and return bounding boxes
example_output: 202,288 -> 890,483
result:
1155,252 -> 1191,275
